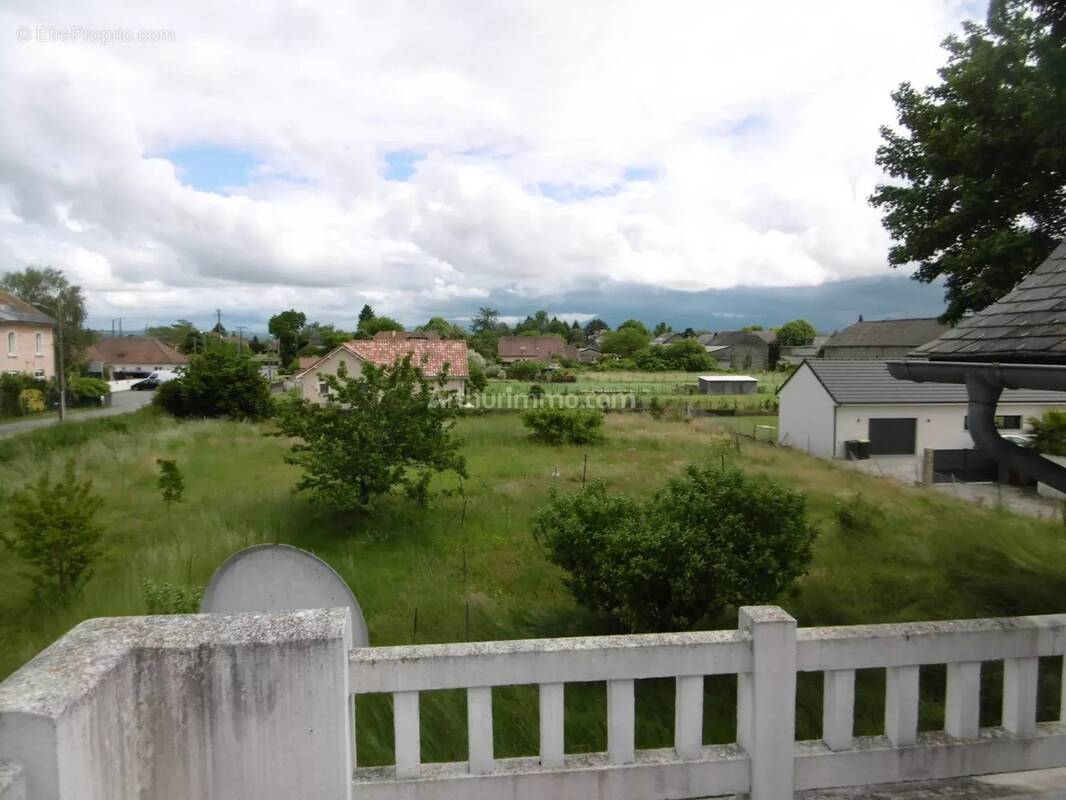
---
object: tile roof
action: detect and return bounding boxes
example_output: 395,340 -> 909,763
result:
85,336 -> 189,365
783,359 -> 1066,405
915,240 -> 1066,363
0,290 -> 55,325
337,339 -> 469,377
823,318 -> 948,349
497,336 -> 576,360
707,331 -> 774,348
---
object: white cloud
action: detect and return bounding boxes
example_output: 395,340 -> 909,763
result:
0,0 -> 980,326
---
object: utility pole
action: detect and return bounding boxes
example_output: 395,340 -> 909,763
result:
42,298 -> 67,422
236,325 -> 246,353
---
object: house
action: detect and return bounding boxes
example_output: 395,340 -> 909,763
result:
777,359 -> 1066,480
651,332 -> 684,346
0,289 -> 56,380
701,331 -> 775,371
698,375 -> 758,395
576,346 -> 602,364
778,336 -> 830,365
85,336 -> 188,379
294,339 -> 468,403
821,318 -> 948,360
497,336 -> 578,363
373,330 -> 441,341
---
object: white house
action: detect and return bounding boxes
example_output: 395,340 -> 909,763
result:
293,338 -> 468,403
778,359 -> 1066,477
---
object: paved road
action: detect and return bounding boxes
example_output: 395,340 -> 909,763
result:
0,390 -> 155,438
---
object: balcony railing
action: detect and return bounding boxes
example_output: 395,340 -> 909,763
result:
2,606 -> 1065,799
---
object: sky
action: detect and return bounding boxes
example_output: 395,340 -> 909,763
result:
0,1 -> 986,334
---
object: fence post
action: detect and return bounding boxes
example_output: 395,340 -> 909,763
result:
738,606 -> 796,800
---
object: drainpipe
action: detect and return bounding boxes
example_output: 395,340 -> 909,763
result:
887,361 -> 1066,494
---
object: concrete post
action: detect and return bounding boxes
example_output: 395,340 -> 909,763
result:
737,606 -> 796,800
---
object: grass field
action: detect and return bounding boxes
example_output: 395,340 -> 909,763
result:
2,408 -> 1066,763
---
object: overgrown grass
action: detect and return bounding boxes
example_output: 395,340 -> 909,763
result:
2,410 -> 1065,763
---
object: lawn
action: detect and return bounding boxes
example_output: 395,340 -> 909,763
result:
2,408 -> 1066,763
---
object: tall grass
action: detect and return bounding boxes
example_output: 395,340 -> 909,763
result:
1,411 -> 1065,763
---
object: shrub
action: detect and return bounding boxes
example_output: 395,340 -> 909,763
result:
1028,409 -> 1066,456
143,578 -> 203,614
68,376 -> 110,406
506,360 -> 543,381
834,494 -> 884,535
19,388 -> 45,413
533,465 -> 818,631
155,350 -> 273,421
0,373 -> 31,416
467,362 -> 487,393
528,383 -> 545,399
522,406 -> 605,445
1,460 -> 105,605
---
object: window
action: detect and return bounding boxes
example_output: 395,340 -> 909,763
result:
318,380 -> 330,396
6,331 -> 14,356
32,368 -> 45,379
964,415 -> 1023,431
35,332 -> 43,355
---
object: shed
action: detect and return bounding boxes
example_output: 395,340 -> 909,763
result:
698,375 -> 758,395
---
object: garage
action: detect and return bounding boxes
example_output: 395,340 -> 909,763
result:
867,417 -> 916,456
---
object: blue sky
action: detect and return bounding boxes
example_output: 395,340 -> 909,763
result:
162,146 -> 260,194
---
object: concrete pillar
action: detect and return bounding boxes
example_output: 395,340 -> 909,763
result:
737,606 -> 796,800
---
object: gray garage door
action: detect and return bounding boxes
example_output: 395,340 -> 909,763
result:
868,418 -> 916,456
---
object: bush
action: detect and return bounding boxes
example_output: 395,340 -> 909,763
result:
834,494 -> 884,535
19,389 -> 45,413
533,465 -> 818,631
506,360 -> 543,381
467,362 -> 487,393
68,376 -> 110,406
522,406 -> 605,445
1028,409 -> 1066,456
0,460 -> 105,605
528,383 -> 545,399
155,350 -> 273,421
143,578 -> 203,614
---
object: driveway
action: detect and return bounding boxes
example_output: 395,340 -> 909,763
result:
0,390 -> 155,438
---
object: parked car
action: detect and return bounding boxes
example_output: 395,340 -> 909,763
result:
131,370 -> 180,391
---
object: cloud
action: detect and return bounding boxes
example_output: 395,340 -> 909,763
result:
0,0 -> 982,327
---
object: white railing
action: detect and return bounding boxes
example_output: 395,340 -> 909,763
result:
348,607 -> 1066,800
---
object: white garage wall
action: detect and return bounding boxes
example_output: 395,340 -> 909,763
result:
777,365 -> 836,457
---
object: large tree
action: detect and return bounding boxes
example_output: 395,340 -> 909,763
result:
0,266 -> 93,372
276,356 -> 467,511
870,0 -> 1066,321
268,309 -> 307,366
775,319 -> 817,347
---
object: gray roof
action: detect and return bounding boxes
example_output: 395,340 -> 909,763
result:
823,317 -> 948,349
709,330 -> 774,348
915,240 -> 1066,363
784,359 -> 1066,405
0,290 -> 55,325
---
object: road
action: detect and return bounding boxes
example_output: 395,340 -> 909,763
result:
0,390 -> 155,438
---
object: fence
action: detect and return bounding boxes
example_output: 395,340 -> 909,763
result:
3,606 -> 1066,799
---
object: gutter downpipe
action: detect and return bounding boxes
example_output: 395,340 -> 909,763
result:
886,361 -> 1066,494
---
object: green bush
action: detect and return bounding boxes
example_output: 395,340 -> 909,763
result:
1028,409 -> 1066,456
155,351 -> 273,421
506,360 -> 543,381
533,465 -> 818,631
467,362 -> 487,393
68,376 -> 110,406
521,406 -> 604,445
528,383 -> 545,399
143,578 -> 202,614
834,494 -> 884,535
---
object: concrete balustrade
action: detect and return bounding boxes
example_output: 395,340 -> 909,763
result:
4,606 -> 1066,800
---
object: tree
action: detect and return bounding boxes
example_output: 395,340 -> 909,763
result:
660,338 -> 718,371
249,335 -> 267,354
268,309 -> 308,366
583,318 -> 609,337
870,0 -> 1066,321
653,322 -> 672,336
0,266 -> 93,374
522,407 -> 605,445
533,465 -> 818,631
154,350 -> 274,421
467,361 -> 487,393
146,320 -> 198,347
601,326 -> 651,358
1028,409 -> 1066,455
419,316 -> 467,339
156,459 -> 185,512
506,359 -> 543,381
470,307 -> 506,335
275,356 -> 467,511
358,304 -> 376,327
359,316 -> 406,336
616,319 -> 650,336
1,460 -> 104,605
775,319 -> 817,347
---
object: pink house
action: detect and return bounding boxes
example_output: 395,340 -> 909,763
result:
0,289 -> 56,380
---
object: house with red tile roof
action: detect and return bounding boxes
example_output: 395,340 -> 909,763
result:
293,338 -> 468,403
84,336 -> 188,378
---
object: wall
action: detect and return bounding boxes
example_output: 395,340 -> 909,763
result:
821,345 -> 914,360
297,349 -> 465,403
833,401 -> 1062,458
777,365 -> 836,457
1,323 -> 54,379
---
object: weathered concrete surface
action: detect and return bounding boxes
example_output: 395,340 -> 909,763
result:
0,761 -> 25,800
801,768 -> 1066,799
0,388 -> 153,438
0,609 -> 352,800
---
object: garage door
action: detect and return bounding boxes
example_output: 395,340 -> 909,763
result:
868,418 -> 916,455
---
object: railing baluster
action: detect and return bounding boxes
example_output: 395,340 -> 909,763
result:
674,675 -> 704,759
393,691 -> 420,778
1003,657 -> 1038,736
607,678 -> 635,764
945,661 -> 981,739
467,686 -> 494,774
884,665 -> 919,745
539,682 -> 565,768
822,669 -> 854,750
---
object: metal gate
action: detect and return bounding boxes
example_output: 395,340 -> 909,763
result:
932,448 -> 999,483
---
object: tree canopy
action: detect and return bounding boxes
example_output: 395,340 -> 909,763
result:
600,326 -> 651,358
268,309 -> 308,366
775,319 -> 817,347
0,266 -> 93,370
870,0 -> 1066,321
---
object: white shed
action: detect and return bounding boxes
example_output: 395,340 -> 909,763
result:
698,375 -> 758,395
777,360 -> 1066,477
